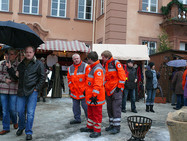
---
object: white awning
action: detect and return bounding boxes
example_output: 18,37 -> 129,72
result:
37,40 -> 91,53
92,44 -> 150,61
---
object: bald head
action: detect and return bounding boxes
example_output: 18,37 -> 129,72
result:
72,53 -> 81,65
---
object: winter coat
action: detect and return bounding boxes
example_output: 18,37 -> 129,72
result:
172,70 -> 184,95
8,57 -> 45,97
85,60 -> 105,106
104,57 -> 126,96
145,69 -> 153,90
67,61 -> 90,100
124,65 -> 137,89
0,60 -> 18,94
51,63 -> 65,98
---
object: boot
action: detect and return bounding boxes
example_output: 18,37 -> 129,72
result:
150,105 -> 155,113
105,125 -> 113,131
89,132 -> 101,138
146,105 -> 149,112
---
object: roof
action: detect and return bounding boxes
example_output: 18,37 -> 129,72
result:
37,40 -> 91,53
92,44 -> 150,61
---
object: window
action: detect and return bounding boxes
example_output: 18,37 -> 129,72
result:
142,41 -> 157,55
180,42 -> 187,51
142,0 -> 158,13
178,0 -> 187,4
0,0 -> 9,11
78,0 -> 93,20
51,0 -> 66,17
23,0 -> 39,14
101,0 -> 104,15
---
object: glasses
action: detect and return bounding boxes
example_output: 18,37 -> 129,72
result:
9,54 -> 15,55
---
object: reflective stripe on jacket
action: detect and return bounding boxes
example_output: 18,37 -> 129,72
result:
104,57 -> 126,96
67,61 -> 90,100
85,60 -> 105,106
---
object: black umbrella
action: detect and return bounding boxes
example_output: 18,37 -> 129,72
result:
0,21 -> 44,49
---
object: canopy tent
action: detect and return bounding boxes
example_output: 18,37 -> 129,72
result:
37,40 -> 91,53
92,44 -> 150,61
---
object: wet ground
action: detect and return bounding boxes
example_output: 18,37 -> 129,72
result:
0,97 -> 174,141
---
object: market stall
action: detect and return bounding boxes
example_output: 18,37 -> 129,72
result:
93,44 -> 150,100
37,40 -> 91,96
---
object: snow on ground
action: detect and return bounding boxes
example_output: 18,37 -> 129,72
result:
0,98 -> 174,141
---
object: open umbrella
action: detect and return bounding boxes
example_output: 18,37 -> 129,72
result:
0,21 -> 44,49
167,59 -> 187,67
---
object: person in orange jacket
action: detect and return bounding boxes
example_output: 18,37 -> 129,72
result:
67,53 -> 90,124
101,50 -> 126,134
80,51 -> 105,138
182,66 -> 187,106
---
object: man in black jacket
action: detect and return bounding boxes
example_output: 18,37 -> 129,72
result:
7,46 -> 45,140
122,59 -> 138,113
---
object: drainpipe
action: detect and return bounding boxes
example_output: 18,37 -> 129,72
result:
103,0 -> 107,44
92,0 -> 97,49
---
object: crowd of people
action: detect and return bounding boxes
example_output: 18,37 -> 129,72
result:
0,47 -> 187,140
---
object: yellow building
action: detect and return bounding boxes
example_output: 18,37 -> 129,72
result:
0,0 -> 187,55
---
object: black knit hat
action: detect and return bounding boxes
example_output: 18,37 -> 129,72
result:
148,62 -> 155,69
127,59 -> 134,64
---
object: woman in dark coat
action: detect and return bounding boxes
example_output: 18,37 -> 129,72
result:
172,67 -> 184,110
145,62 -> 158,113
50,63 -> 65,98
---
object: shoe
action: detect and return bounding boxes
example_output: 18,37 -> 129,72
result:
146,105 -> 149,112
171,104 -> 176,106
105,125 -> 113,131
16,129 -> 25,136
26,134 -> 32,140
122,109 -> 126,113
109,128 -> 120,134
150,105 -> 155,113
70,120 -> 81,124
80,127 -> 94,132
0,130 -> 10,135
43,98 -> 46,102
13,123 -> 18,129
89,132 -> 101,138
131,109 -> 137,113
173,107 -> 180,110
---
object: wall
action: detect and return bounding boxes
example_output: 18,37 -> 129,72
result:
126,0 -> 171,44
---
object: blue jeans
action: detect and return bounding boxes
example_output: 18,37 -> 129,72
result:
122,89 -> 136,111
17,91 -> 38,135
176,94 -> 184,109
0,94 -> 2,117
184,97 -> 187,106
171,92 -> 176,105
146,89 -> 156,105
72,98 -> 87,122
0,94 -> 17,131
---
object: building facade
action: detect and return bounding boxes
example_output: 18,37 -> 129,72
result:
0,0 -> 187,54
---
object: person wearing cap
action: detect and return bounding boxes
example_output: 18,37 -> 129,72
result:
145,62 -> 158,113
122,59 -> 138,113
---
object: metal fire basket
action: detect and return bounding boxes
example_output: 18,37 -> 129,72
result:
127,116 -> 152,141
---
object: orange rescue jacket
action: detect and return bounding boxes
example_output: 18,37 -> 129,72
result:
67,61 -> 90,100
104,57 -> 126,96
85,60 -> 105,106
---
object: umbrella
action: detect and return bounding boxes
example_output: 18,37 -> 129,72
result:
0,21 -> 44,49
1,45 -> 12,50
166,59 -> 187,67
